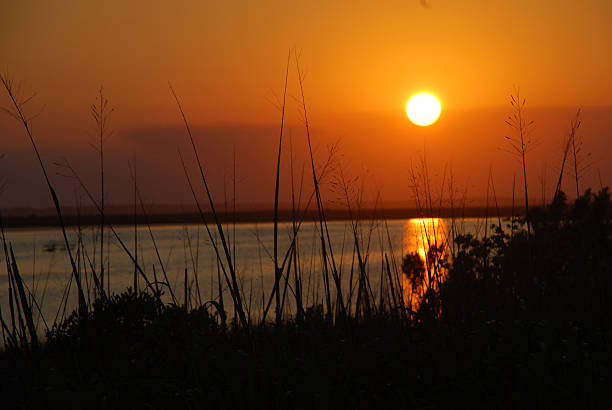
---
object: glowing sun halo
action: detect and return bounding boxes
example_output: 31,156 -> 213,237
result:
406,93 -> 441,126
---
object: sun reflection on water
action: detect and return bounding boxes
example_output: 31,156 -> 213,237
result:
401,218 -> 449,312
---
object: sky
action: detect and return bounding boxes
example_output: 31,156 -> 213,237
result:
1,0 -> 612,210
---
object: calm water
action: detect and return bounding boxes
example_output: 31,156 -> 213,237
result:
0,217 -> 491,327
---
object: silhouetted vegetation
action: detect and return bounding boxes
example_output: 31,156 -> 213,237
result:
3,68 -> 612,408
440,188 -> 612,324
1,190 -> 611,409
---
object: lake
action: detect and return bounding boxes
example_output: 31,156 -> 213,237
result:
0,217 -> 493,327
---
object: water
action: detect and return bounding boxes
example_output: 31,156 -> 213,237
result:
0,217 -> 490,327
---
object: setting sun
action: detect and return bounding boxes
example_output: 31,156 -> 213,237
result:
406,93 -> 442,126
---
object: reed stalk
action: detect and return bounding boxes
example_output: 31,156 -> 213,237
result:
273,50 -> 290,324
178,149 -> 239,320
90,88 -> 112,298
170,84 -> 248,327
295,53 -> 346,319
58,161 -> 155,293
504,89 -> 534,235
1,74 -> 86,316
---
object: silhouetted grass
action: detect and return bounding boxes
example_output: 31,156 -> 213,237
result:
2,188 -> 611,409
2,67 -> 612,408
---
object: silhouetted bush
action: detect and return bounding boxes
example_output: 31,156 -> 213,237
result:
440,188 -> 612,326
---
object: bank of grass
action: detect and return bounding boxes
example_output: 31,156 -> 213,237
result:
1,290 -> 611,409
0,189 -> 610,409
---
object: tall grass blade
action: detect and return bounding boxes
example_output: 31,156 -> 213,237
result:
169,84 -> 248,327
1,74 -> 87,315
9,245 -> 38,349
272,49 -> 290,324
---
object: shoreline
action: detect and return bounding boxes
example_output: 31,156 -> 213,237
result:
1,206 -> 520,228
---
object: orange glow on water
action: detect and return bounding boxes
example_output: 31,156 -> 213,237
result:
401,218 -> 449,311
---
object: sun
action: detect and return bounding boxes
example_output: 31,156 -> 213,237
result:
406,93 -> 442,126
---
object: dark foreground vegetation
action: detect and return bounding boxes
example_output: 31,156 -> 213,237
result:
1,189 -> 612,409
2,64 -> 611,408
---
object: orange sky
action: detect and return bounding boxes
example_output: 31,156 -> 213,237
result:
1,1 -> 612,209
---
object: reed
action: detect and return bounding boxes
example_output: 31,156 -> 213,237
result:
554,108 -> 581,199
1,73 -> 87,316
90,88 -> 113,297
295,53 -> 346,320
57,160 -> 156,294
1,66 -> 611,409
170,84 -> 249,327
504,89 -> 534,234
272,50 -> 290,324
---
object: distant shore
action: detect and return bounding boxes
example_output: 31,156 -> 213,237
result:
1,206 -> 519,228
